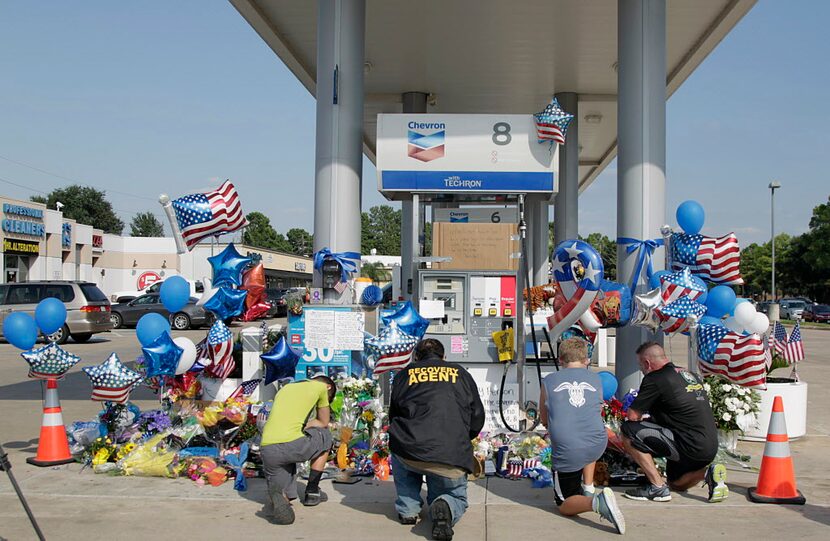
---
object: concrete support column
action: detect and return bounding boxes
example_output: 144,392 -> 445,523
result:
615,0 -> 667,394
553,92 -> 579,247
313,0 -> 365,302
527,195 -> 550,287
400,91 -> 428,301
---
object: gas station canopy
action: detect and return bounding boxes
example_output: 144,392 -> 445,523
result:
231,0 -> 755,191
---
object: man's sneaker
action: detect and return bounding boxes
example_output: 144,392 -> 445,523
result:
268,489 -> 295,525
301,490 -> 328,507
595,487 -> 626,535
704,463 -> 729,503
623,483 -> 671,502
399,514 -> 418,525
430,498 -> 454,541
582,483 -> 597,497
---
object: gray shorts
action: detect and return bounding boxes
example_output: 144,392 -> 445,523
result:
261,427 -> 333,499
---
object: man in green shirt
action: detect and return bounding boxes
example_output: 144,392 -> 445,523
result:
261,375 -> 336,525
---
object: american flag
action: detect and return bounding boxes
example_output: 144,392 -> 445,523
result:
82,353 -> 143,403
534,98 -> 574,145
780,321 -> 805,363
655,297 -> 707,334
507,458 -> 540,478
228,378 -> 262,400
21,343 -> 81,380
365,322 -> 418,375
671,232 -> 743,285
171,180 -> 248,250
203,320 -> 236,379
696,323 -> 766,388
660,267 -> 707,305
772,321 -> 788,355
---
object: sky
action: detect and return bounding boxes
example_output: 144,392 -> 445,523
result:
1,1 -> 827,246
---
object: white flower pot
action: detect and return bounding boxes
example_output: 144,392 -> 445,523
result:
740,380 -> 808,441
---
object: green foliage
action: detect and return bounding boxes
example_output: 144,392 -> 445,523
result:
30,185 -> 124,234
583,233 -> 617,282
360,205 -> 401,255
286,228 -> 313,256
242,212 -> 291,252
360,261 -> 390,283
130,212 -> 164,237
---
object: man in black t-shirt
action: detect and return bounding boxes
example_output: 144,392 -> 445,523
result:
621,342 -> 727,503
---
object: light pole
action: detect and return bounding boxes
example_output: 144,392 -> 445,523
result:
768,181 -> 781,321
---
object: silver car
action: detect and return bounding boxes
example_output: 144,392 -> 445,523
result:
0,281 -> 111,344
779,300 -> 806,320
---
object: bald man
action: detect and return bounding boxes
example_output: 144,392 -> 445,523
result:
621,342 -> 726,503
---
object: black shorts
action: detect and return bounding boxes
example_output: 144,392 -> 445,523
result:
553,469 -> 584,505
621,421 -> 710,482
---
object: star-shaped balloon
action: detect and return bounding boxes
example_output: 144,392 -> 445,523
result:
381,301 -> 429,339
141,332 -> 184,379
533,98 -> 574,146
630,287 -> 664,332
261,336 -> 300,385
82,353 -> 142,403
365,322 -> 418,375
208,243 -> 252,288
21,342 -> 81,380
202,286 -> 247,320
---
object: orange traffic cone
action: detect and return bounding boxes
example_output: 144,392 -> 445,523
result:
748,395 -> 806,505
26,378 -> 74,467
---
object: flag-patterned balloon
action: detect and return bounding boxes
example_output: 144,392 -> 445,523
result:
20,342 -> 81,380
204,320 -> 235,379
696,323 -> 766,388
365,322 -> 418,375
82,353 -> 143,403
547,240 -> 604,343
671,232 -> 743,285
533,98 -> 574,145
655,297 -> 706,334
170,180 -> 248,250
659,267 -> 707,304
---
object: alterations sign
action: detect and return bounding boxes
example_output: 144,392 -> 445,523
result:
377,114 -> 557,199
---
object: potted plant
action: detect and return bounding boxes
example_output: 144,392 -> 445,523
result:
704,376 -> 761,453
740,350 -> 808,441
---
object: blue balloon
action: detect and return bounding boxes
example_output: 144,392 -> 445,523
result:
136,313 -> 171,347
381,301 -> 429,339
648,270 -> 670,290
261,336 -> 300,384
691,275 -> 708,305
360,285 -> 384,306
160,276 -> 190,313
599,371 -> 618,401
208,243 -> 252,288
2,312 -> 38,350
34,297 -> 67,335
141,332 -> 183,379
202,287 -> 247,321
676,200 -> 705,235
705,285 -> 736,319
699,315 -> 725,327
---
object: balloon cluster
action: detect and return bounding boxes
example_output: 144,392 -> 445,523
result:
360,302 -> 428,376
2,297 -> 68,351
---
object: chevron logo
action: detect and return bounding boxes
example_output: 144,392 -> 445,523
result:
407,129 -> 445,162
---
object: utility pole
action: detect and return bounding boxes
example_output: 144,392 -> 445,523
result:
768,181 -> 781,321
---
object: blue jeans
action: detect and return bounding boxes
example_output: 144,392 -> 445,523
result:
391,454 -> 468,525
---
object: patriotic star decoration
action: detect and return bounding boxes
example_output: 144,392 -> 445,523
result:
21,342 -> 81,380
203,286 -> 247,320
655,297 -> 706,334
82,353 -> 142,400
533,98 -> 574,146
660,267 -> 707,303
364,322 -> 418,368
551,240 -> 604,292
208,243 -> 252,288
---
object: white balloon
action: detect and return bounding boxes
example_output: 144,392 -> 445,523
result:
747,312 -> 770,336
724,316 -> 744,333
173,336 -> 197,374
734,302 -> 757,328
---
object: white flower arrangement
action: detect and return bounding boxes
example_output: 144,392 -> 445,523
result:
704,375 -> 761,432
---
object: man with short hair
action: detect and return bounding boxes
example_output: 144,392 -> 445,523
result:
388,338 -> 485,541
539,337 -> 625,535
621,342 -> 725,503
260,375 -> 336,524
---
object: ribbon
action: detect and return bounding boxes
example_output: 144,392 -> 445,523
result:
616,237 -> 664,291
313,247 -> 361,284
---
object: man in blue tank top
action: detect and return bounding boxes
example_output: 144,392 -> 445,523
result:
539,337 -> 625,535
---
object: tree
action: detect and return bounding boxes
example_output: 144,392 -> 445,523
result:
740,234 -> 793,299
584,233 -> 617,282
242,212 -> 291,252
130,212 -> 164,237
30,185 -> 124,234
286,228 -> 313,256
361,205 -> 402,255
360,261 -> 390,283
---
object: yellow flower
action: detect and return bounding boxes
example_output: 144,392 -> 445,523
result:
92,448 -> 111,465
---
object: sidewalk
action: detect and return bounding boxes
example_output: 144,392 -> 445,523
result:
2,330 -> 829,540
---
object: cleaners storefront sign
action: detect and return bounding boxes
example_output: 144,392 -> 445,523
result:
2,203 -> 45,238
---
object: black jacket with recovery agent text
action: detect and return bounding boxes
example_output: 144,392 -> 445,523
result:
388,355 -> 485,473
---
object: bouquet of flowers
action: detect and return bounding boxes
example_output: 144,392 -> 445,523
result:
137,410 -> 173,437
704,375 -> 761,433
602,398 -> 625,425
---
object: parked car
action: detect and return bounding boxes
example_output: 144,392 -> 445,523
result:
265,288 -> 291,317
110,294 -> 213,330
756,300 -> 771,315
779,300 -> 807,320
0,281 -> 111,344
110,278 -> 204,304
802,304 -> 830,323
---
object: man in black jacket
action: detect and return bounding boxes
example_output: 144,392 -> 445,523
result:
388,338 -> 485,541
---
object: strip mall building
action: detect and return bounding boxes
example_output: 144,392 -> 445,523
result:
0,195 -> 312,297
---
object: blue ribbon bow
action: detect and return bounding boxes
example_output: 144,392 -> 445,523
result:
616,237 -> 665,291
225,442 -> 249,492
313,247 -> 361,283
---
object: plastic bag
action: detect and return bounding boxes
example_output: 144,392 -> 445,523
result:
67,421 -> 102,455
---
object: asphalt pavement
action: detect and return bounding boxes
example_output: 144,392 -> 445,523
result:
1,323 -> 829,540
